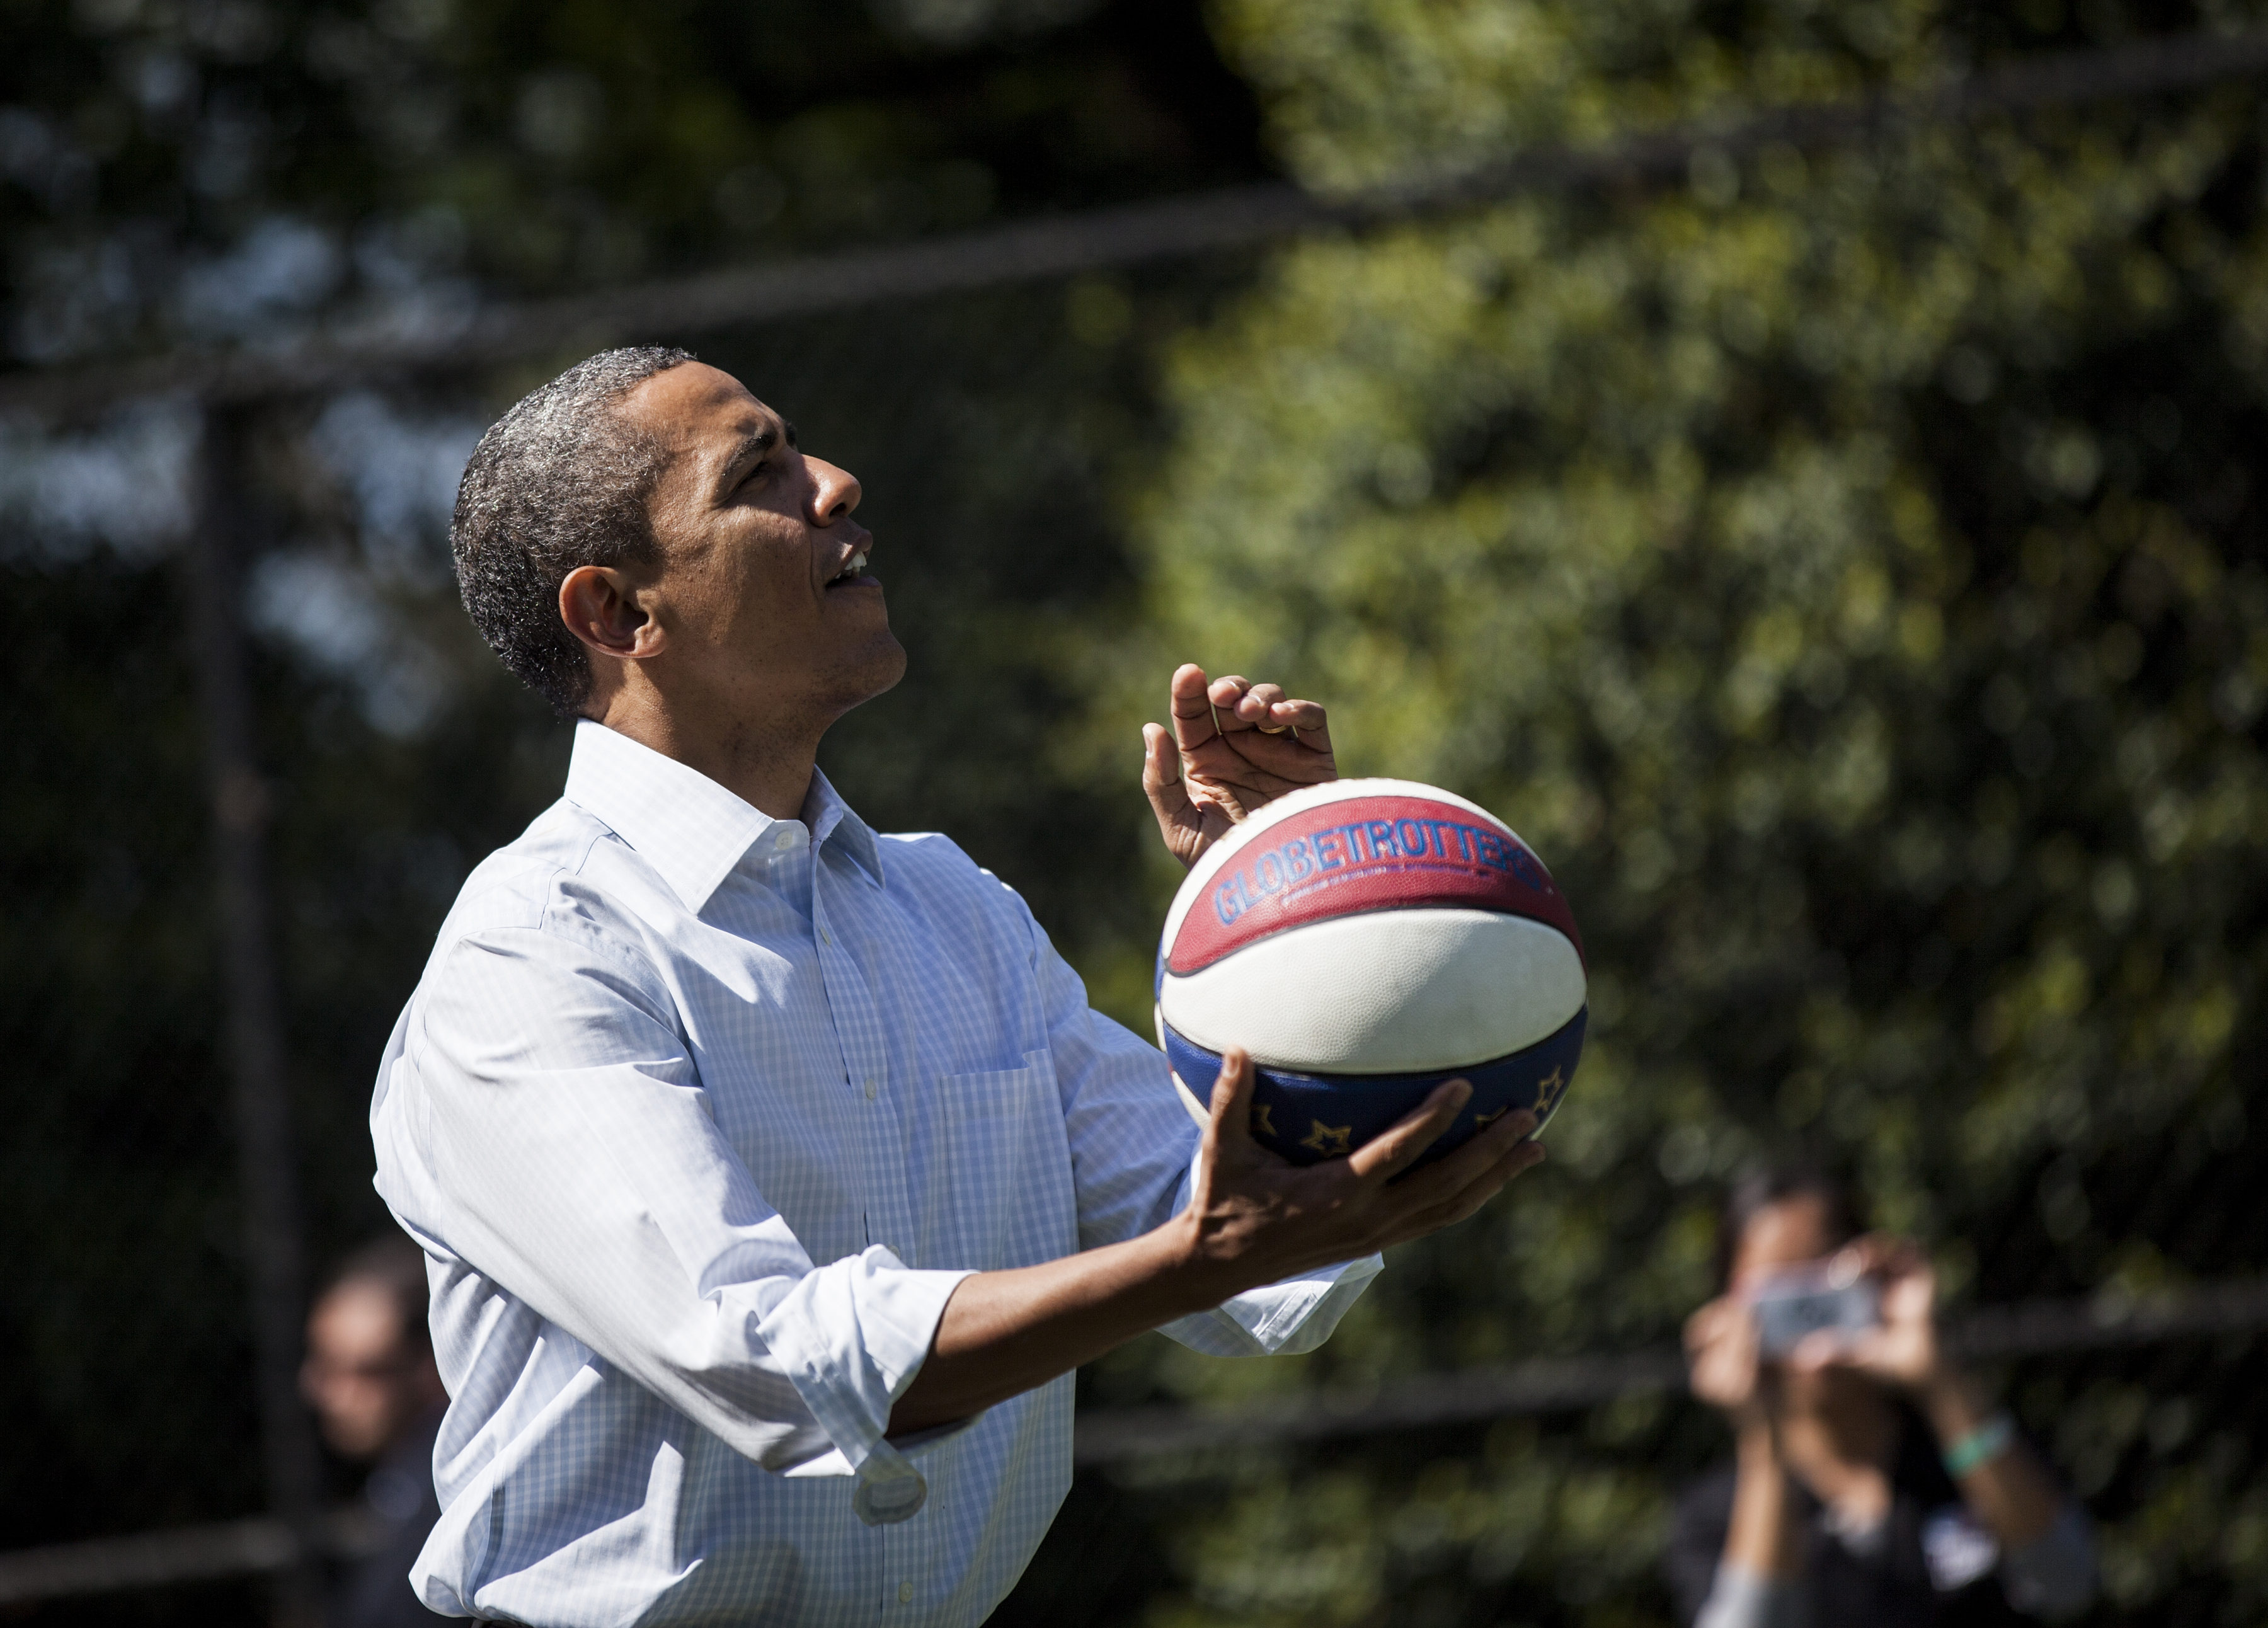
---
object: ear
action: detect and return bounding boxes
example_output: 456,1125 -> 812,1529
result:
559,565 -> 662,662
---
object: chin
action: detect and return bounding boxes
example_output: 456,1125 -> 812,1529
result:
873,631 -> 909,689
833,632 -> 908,712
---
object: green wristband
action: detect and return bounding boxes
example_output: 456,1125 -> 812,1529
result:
1942,1410 -> 2015,1479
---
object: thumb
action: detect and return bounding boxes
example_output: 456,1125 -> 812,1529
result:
1203,1046 -> 1260,1168
1143,721 -> 1201,865
1142,722 -> 1183,796
1143,723 -> 1188,813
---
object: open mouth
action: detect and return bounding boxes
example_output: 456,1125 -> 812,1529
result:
824,548 -> 871,589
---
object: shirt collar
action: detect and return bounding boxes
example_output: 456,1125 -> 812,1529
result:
801,764 -> 885,888
562,721 -> 884,912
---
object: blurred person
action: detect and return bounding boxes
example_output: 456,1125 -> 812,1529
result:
302,1236 -> 448,1628
369,347 -> 1548,1625
1668,1166 -> 2097,1627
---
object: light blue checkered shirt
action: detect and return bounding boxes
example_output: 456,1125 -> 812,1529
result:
370,721 -> 1379,1625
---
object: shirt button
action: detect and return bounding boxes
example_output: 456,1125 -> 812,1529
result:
897,1582 -> 913,1604
821,926 -> 833,946
862,1077 -> 876,1100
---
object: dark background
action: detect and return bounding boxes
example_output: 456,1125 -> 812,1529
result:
4,0 -> 2267,1623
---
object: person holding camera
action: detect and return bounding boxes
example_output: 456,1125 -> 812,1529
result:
1667,1166 -> 2097,1627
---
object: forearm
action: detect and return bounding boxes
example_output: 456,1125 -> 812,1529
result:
888,1046 -> 1539,1435
1697,1428 -> 1809,1628
890,1220 -> 1221,1433
1722,1424 -> 1806,1579
1920,1367 -> 2063,1549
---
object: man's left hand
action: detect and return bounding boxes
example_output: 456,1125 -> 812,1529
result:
1143,663 -> 1337,869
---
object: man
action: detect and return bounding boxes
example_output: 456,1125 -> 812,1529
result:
371,346 -> 1545,1625
1672,1166 -> 2095,1626
301,1237 -> 449,1628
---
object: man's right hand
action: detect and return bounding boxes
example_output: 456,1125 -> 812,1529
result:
1686,1292 -> 1769,1433
1168,1046 -> 1545,1302
889,1047 -> 1542,1436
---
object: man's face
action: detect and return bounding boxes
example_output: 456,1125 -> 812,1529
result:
301,1282 -> 435,1460
609,361 -> 904,733
1727,1193 -> 1837,1288
1730,1193 -> 1872,1414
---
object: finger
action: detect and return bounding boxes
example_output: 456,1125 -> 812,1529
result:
1205,709 -> 1337,776
1345,1079 -> 1473,1181
1442,1147 -> 1551,1224
1169,664 -> 1218,754
1686,1298 -> 1735,1350
1729,1302 -> 1761,1357
1234,683 -> 1288,726
1836,1234 -> 1920,1289
1372,1113 -> 1541,1241
1430,1139 -> 1546,1226
1239,684 -> 1302,738
1835,1236 -> 1882,1275
1206,674 -> 1264,731
1378,1127 -> 1541,1242
1268,697 -> 1331,737
1378,1104 -> 1537,1200
1383,1138 -> 1545,1242
1787,1329 -> 1857,1374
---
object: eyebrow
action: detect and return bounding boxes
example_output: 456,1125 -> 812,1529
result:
719,425 -> 777,486
716,420 -> 800,493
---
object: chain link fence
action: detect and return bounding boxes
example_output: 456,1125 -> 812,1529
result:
3,32 -> 2267,1625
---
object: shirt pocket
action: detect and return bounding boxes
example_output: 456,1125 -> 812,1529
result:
912,1053 -> 1077,1274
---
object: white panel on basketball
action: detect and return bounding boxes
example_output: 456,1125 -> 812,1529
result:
1159,909 -> 1586,1074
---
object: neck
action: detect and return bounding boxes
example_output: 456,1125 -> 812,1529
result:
593,686 -> 825,821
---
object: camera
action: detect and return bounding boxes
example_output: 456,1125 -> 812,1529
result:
1750,1259 -> 1880,1358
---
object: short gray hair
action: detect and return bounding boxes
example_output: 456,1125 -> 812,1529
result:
450,346 -> 694,716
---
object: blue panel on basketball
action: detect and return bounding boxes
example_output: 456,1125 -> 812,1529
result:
1155,779 -> 1587,1162
1162,1008 -> 1586,1167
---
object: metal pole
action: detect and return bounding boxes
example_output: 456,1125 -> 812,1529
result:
182,401 -> 328,1628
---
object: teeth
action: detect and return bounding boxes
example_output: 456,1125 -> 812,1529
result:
833,551 -> 867,583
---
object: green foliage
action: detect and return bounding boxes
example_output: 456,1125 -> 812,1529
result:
0,5 -> 1261,1623
9,0 -> 2268,1624
0,0 -> 1261,349
1079,1 -> 2268,1621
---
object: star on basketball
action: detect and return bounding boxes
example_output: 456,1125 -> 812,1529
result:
1532,1066 -> 1566,1118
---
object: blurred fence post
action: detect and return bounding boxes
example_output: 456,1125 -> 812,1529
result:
183,402 -> 328,1628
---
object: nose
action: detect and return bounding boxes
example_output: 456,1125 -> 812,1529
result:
804,456 -> 861,528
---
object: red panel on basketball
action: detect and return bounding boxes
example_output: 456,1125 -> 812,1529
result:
1164,794 -> 1582,977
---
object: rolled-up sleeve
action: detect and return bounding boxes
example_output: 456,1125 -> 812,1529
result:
1015,895 -> 1381,1355
392,923 -> 970,1522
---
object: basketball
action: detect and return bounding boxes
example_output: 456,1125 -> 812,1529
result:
1155,779 -> 1586,1166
